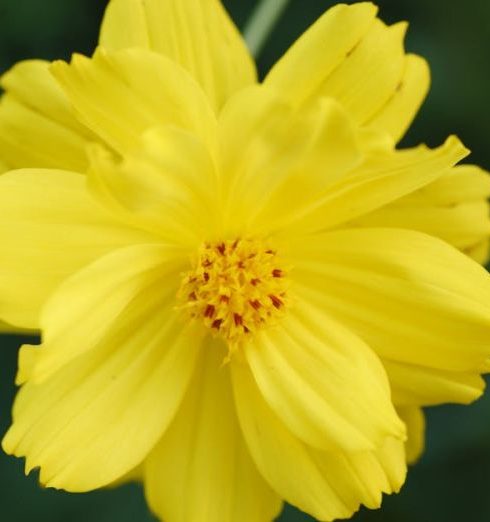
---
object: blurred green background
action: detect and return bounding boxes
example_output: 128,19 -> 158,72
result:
1,0 -> 490,520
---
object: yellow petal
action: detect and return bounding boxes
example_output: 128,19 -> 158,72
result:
287,135 -> 468,234
386,360 -> 484,407
0,169 -> 156,329
144,340 -> 282,522
291,228 -> 490,375
22,244 -> 187,384
466,239 -> 490,265
265,3 -> 378,108
51,48 -> 217,155
367,54 -> 430,143
88,126 -> 220,247
99,0 -> 256,111
267,3 -> 413,130
232,361 -> 406,521
0,321 -> 35,335
354,201 -> 490,251
353,164 -> 490,264
218,85 -> 361,236
245,298 -> 404,453
315,19 -> 407,124
354,164 -> 490,252
397,407 -> 426,464
406,165 -> 490,205
1,60 -> 92,136
3,252 -> 201,491
107,464 -> 143,488
0,60 -> 94,171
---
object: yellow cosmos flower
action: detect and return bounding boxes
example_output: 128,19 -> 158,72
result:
1,1 -> 490,521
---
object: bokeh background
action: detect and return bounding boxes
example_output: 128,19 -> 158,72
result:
1,0 -> 490,520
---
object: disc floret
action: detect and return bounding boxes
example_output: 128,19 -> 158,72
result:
178,238 -> 289,346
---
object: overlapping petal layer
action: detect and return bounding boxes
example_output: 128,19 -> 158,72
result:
218,85 -> 362,235
244,298 -> 404,452
232,361 -> 406,522
289,228 -> 490,390
145,342 -> 282,522
367,54 -> 430,143
385,360 -> 484,407
309,18 -> 407,124
0,169 -> 157,329
88,125 -> 220,246
99,0 -> 256,111
265,2 -> 428,142
356,165 -> 490,263
265,3 -> 378,109
219,85 -> 467,237
3,245 -> 200,492
0,60 -> 94,171
19,243 -> 187,383
51,48 -> 217,154
282,137 -> 468,234
356,200 -> 490,251
397,407 -> 425,464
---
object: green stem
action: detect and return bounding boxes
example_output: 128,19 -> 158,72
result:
243,0 -> 291,58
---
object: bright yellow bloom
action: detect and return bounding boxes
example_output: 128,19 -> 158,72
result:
1,2 -> 490,521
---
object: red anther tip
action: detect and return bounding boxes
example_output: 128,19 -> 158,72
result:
249,299 -> 261,310
212,318 -> 223,329
269,295 -> 283,309
204,304 -> 215,318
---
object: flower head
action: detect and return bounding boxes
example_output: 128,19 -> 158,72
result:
1,2 -> 490,521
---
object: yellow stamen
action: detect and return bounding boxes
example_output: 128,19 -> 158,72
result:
178,238 -> 289,348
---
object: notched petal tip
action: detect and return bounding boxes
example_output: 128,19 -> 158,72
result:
341,1 -> 379,17
265,0 -> 380,108
50,53 -> 84,73
444,134 -> 471,162
50,52 -> 101,92
325,1 -> 380,25
392,20 -> 409,37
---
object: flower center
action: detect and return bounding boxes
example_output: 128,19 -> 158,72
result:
178,238 -> 289,347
